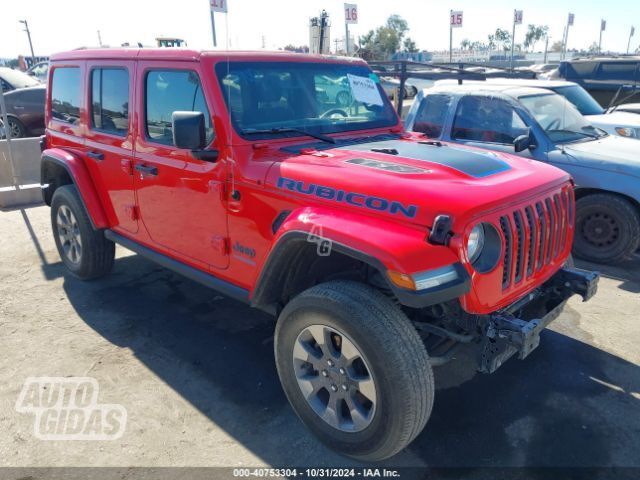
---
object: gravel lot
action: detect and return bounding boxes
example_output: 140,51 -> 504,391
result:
0,205 -> 639,470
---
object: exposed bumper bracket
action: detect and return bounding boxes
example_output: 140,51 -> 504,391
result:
478,267 -> 599,373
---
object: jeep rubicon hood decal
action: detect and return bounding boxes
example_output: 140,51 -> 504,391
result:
339,139 -> 512,178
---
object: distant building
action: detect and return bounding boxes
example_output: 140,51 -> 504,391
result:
309,11 -> 331,55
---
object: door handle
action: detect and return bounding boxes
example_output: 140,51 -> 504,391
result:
87,151 -> 104,161
135,164 -> 158,176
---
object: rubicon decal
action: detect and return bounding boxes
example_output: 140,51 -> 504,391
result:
277,177 -> 418,219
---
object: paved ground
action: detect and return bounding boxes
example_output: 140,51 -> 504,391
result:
0,205 -> 639,469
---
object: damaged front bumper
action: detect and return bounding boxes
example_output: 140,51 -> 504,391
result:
478,267 -> 599,374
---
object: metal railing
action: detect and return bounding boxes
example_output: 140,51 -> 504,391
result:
368,60 -> 536,115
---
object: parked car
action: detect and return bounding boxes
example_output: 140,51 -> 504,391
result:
380,76 -> 418,98
315,75 -> 353,106
41,48 -> 597,461
551,57 -> 640,107
405,84 -> 640,263
611,102 -> 640,115
436,78 -> 640,139
0,85 -> 46,138
26,61 -> 49,82
0,67 -> 42,92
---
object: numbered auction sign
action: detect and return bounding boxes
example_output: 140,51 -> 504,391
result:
450,11 -> 463,28
210,0 -> 227,13
345,3 -> 358,24
514,10 -> 523,25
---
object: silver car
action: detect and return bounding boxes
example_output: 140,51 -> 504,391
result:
405,84 -> 640,264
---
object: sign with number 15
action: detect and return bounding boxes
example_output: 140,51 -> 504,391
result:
450,11 -> 463,28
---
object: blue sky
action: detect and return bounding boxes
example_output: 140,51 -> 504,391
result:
2,0 -> 639,58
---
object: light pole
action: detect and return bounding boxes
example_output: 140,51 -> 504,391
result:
599,19 -> 606,54
19,20 -> 36,67
543,34 -> 549,63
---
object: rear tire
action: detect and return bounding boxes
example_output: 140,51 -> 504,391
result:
274,280 -> 434,461
573,193 -> 640,264
51,185 -> 115,279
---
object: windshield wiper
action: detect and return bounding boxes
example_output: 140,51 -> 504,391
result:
547,128 -> 599,139
242,127 -> 336,144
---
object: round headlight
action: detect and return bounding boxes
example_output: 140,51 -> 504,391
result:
467,224 -> 485,264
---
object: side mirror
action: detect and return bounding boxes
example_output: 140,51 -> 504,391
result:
172,111 -> 206,150
172,111 -> 218,162
514,130 -> 537,153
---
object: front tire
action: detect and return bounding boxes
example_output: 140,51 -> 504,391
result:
274,281 -> 434,461
51,185 -> 115,279
573,193 -> 640,264
8,117 -> 26,138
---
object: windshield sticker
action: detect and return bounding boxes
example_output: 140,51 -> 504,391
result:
347,74 -> 384,106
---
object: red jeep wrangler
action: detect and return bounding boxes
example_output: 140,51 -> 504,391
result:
41,49 -> 598,460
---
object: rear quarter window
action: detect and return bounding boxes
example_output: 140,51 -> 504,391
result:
51,67 -> 81,124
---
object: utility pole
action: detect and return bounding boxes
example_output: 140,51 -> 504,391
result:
449,10 -> 453,63
97,30 -> 103,47
627,26 -> 635,55
19,20 -> 36,67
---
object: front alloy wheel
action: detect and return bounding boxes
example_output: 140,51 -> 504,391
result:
275,280 -> 434,461
293,324 -> 377,432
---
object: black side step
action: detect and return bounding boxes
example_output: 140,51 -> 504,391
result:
104,230 -> 250,304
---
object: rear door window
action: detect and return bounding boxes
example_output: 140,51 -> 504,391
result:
413,94 -> 451,138
90,68 -> 129,136
51,67 -> 81,124
145,70 -> 214,145
452,96 -> 528,144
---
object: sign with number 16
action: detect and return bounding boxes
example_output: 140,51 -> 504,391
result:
210,0 -> 227,13
345,3 -> 358,24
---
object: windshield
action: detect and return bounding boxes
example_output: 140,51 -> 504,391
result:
215,61 -> 398,140
553,85 -> 604,116
519,93 -> 603,143
0,68 -> 41,89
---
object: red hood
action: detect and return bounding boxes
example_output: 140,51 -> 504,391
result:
266,135 -> 570,231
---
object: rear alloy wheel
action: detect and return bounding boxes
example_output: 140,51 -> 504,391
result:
56,205 -> 83,265
51,185 -> 115,279
574,193 -> 640,264
275,280 -> 434,461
